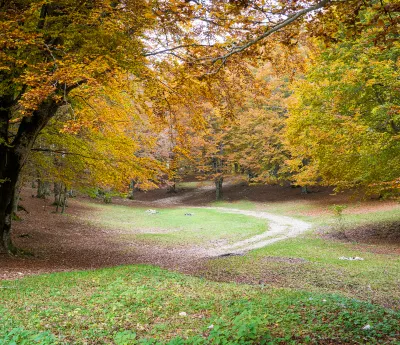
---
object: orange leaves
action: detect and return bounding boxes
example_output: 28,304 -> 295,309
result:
1,0 -> 152,116
19,85 -> 57,115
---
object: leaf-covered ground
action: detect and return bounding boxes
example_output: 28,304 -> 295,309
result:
1,265 -> 400,345
1,185 -> 399,344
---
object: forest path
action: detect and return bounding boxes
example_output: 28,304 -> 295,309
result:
202,207 -> 311,256
141,185 -> 312,256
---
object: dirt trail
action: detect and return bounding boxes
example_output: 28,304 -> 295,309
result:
140,185 -> 312,256
202,207 -> 311,256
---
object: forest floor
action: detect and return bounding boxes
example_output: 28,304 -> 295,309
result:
1,181 -> 400,344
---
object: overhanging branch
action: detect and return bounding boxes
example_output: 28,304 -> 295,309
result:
143,0 -> 336,68
31,147 -> 98,160
210,0 -> 332,64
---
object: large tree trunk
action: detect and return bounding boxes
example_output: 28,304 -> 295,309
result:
0,147 -> 21,254
128,180 -> 136,199
54,182 -> 61,205
0,98 -> 59,254
61,185 -> 67,214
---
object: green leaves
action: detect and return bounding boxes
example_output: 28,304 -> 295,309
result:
114,330 -> 137,345
285,3 -> 400,194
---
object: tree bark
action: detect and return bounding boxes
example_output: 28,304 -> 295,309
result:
12,177 -> 22,215
61,185 -> 67,214
56,184 -> 63,213
215,176 -> 223,201
128,180 -> 136,199
0,98 -> 59,254
37,179 -> 50,199
0,147 -> 20,254
54,182 -> 61,205
301,186 -> 309,194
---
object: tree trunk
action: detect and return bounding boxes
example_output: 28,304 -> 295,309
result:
37,179 -> 50,199
215,176 -> 223,201
61,185 -> 67,214
0,98 -> 59,254
0,148 -> 21,254
128,180 -> 136,199
12,177 -> 22,215
56,184 -> 63,213
54,182 -> 61,205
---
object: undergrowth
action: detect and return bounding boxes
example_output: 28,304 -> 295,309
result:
1,265 -> 399,344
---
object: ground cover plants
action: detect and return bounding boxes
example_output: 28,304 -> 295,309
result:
1,184 -> 400,344
1,265 -> 400,345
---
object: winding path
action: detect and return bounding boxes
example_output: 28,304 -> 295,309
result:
202,207 -> 312,257
142,186 -> 312,257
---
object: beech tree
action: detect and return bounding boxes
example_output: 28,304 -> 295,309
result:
0,0 -> 154,253
285,0 -> 400,195
26,83 -> 163,199
226,63 -> 294,184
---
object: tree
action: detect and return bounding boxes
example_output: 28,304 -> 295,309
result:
285,0 -> 400,195
0,0 -> 154,253
226,63 -> 293,184
25,83 -> 163,203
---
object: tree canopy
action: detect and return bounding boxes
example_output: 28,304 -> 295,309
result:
1,0 -> 399,253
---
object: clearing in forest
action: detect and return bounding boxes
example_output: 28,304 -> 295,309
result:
1,183 -> 400,344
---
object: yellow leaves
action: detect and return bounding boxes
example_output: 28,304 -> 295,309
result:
143,12 -> 157,20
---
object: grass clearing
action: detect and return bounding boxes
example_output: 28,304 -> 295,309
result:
81,203 -> 268,246
175,181 -> 213,189
200,236 -> 400,309
212,200 -> 258,210
78,199 -> 400,309
212,199 -> 400,228
1,265 -> 399,345
3,187 -> 399,344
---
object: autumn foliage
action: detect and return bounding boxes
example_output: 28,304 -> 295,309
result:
0,0 -> 399,252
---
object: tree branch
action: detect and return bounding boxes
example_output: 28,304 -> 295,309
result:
210,0 -> 332,64
31,148 -> 99,160
65,79 -> 88,93
143,44 -> 214,57
144,0 -> 337,71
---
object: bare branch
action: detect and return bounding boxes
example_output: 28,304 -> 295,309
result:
144,0 -> 337,71
65,79 -> 87,93
143,44 -> 214,57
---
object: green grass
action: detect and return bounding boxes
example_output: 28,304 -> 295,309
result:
78,200 -> 400,309
81,203 -> 268,246
297,206 -> 400,230
3,191 -> 399,344
200,236 -> 400,309
211,199 -> 400,228
337,208 -> 400,227
1,265 -> 399,345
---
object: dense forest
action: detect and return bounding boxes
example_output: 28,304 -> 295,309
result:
0,0 -> 399,253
